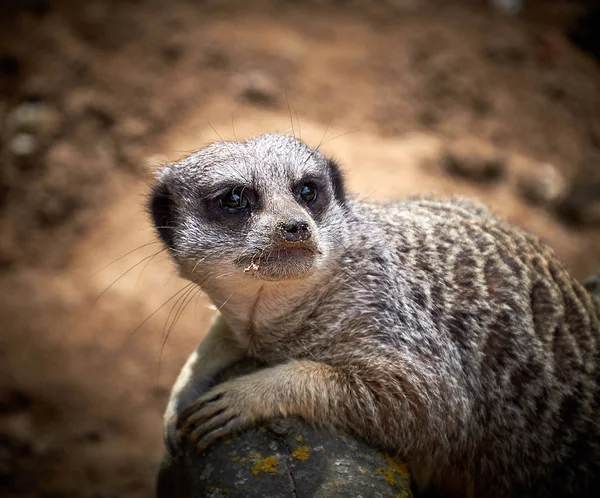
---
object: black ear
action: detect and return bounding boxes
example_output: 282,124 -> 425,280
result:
327,158 -> 347,207
149,181 -> 176,248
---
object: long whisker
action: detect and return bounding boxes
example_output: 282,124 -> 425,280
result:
162,282 -> 195,340
135,248 -> 167,288
92,249 -> 165,306
207,121 -> 251,185
321,129 -> 359,146
300,117 -> 334,170
231,115 -> 238,142
92,241 -> 160,276
157,285 -> 203,385
218,290 -> 236,312
120,274 -> 207,348
285,89 -> 296,139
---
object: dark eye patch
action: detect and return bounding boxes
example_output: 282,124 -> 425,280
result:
149,182 -> 176,248
293,175 -> 331,222
326,158 -> 346,207
200,183 -> 257,226
219,186 -> 251,212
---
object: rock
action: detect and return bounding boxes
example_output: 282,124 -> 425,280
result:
442,138 -> 505,183
483,36 -> 527,64
46,141 -> 82,170
556,182 -> 600,225
156,361 -> 413,498
516,163 -> 566,206
9,133 -> 38,157
65,88 -> 117,128
117,117 -> 151,141
6,101 -> 62,137
199,45 -> 230,70
488,0 -> 522,16
234,70 -> 279,108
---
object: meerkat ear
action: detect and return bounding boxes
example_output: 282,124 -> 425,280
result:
326,158 -> 347,207
148,173 -> 176,249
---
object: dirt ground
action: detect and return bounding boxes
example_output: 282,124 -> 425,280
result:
1,1 -> 600,496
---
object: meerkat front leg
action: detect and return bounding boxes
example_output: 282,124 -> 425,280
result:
164,313 -> 246,454
179,359 -> 423,452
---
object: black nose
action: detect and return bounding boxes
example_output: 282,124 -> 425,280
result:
279,219 -> 312,242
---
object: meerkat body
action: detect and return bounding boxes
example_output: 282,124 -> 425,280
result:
150,134 -> 600,497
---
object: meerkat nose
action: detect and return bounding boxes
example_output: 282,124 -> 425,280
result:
279,219 -> 312,243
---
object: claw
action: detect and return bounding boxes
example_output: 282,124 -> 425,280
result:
181,406 -> 223,434
172,379 -> 256,453
195,417 -> 241,452
189,414 -> 238,445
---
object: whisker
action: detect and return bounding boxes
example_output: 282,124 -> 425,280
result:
285,89 -> 296,139
92,250 -> 164,306
92,241 -> 160,276
162,280 -> 197,339
321,128 -> 360,146
157,285 -> 202,385
207,120 -> 252,185
218,290 -> 236,312
294,106 -> 301,140
119,274 -> 207,349
135,248 -> 167,287
231,115 -> 238,141
300,117 -> 334,170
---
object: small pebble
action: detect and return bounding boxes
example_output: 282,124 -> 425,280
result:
556,182 -> 600,225
9,133 -> 38,156
442,138 -> 505,183
234,70 -> 279,107
7,101 -> 62,137
516,163 -> 565,206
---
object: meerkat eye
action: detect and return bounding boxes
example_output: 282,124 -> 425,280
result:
219,188 -> 249,213
299,183 -> 317,203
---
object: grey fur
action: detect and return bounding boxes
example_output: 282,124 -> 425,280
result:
150,134 -> 600,497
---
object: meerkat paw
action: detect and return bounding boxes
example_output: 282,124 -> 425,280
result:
178,378 -> 261,452
163,374 -> 220,455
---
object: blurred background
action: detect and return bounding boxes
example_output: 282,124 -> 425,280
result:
1,0 -> 599,496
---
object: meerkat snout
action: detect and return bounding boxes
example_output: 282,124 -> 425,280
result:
278,219 -> 312,242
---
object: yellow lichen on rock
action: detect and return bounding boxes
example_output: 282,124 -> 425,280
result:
251,456 -> 279,475
385,455 -> 410,484
376,467 -> 397,486
292,445 -> 311,461
375,455 -> 411,489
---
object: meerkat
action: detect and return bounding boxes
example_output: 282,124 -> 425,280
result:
149,133 -> 600,497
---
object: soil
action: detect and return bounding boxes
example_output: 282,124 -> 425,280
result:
1,1 -> 600,496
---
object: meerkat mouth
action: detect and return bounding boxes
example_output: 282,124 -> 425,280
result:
263,247 -> 315,262
238,246 -> 318,275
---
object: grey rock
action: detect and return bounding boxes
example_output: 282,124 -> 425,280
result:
156,362 -> 412,498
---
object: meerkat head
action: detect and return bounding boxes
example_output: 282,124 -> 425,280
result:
149,134 -> 348,286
